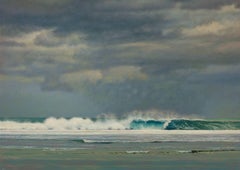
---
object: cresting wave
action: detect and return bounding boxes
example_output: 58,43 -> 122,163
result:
0,117 -> 240,130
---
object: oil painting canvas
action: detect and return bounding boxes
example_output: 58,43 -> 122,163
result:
0,1 -> 240,169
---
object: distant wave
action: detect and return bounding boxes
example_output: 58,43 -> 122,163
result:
0,117 -> 240,130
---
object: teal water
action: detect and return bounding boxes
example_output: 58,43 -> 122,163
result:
130,119 -> 240,130
1,117 -> 240,169
1,147 -> 240,170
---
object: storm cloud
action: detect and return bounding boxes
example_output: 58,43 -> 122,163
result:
0,0 -> 240,118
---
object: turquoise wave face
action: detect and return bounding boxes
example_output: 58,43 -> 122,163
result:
130,119 -> 240,130
130,120 -> 166,130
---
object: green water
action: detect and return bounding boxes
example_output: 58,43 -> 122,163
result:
1,148 -> 240,170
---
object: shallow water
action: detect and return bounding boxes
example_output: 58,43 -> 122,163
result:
0,130 -> 240,169
1,147 -> 240,170
1,118 -> 240,169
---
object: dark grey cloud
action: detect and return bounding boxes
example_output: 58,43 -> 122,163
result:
0,0 -> 73,15
1,0 -> 240,118
0,0 -> 169,43
172,0 -> 240,9
1,0 -> 239,44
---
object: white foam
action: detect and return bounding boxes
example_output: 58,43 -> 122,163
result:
0,117 -> 131,131
126,150 -> 149,154
0,113 -> 175,131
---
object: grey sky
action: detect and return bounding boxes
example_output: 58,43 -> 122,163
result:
0,0 -> 240,118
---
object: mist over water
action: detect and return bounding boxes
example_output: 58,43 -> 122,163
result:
1,111 -> 240,130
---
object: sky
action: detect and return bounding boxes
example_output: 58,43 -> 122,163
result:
0,0 -> 240,118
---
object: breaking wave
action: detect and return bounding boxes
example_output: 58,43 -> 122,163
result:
1,115 -> 240,131
130,119 -> 240,130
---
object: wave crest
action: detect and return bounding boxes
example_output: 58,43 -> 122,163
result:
1,116 -> 240,130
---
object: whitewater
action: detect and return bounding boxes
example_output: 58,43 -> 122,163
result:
1,116 -> 240,170
1,116 -> 240,145
1,116 -> 240,131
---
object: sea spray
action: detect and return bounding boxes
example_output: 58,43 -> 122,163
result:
1,116 -> 240,130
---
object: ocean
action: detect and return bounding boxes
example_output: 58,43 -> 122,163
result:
1,117 -> 240,169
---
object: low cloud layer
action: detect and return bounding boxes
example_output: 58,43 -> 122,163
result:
0,0 -> 240,118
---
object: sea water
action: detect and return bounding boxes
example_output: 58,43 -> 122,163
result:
1,117 -> 240,170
